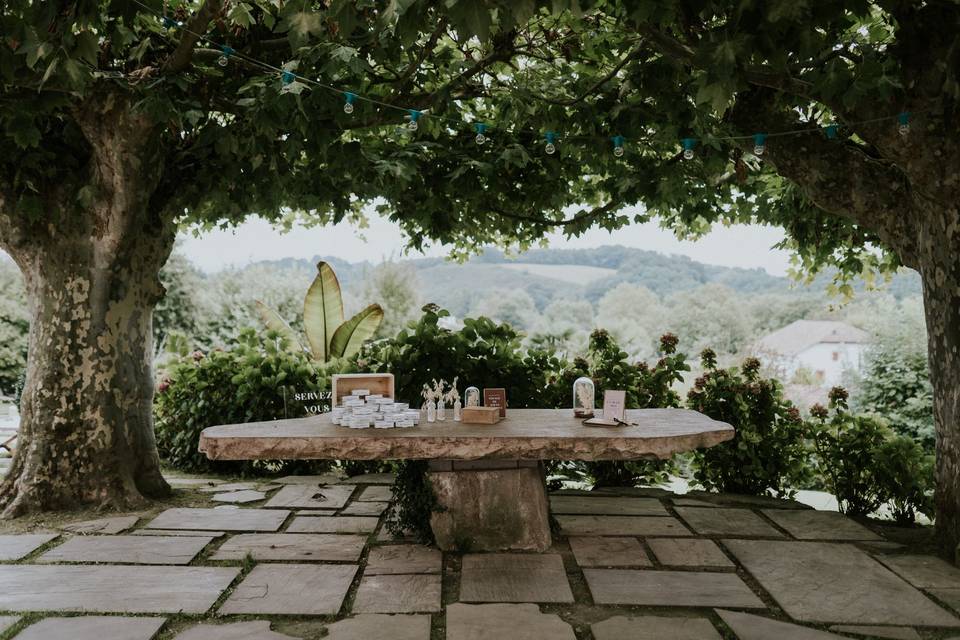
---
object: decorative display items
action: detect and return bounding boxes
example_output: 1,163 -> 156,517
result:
328,390 -> 417,429
446,378 -> 462,422
583,389 -> 629,427
422,384 -> 437,423
434,379 -> 447,422
573,376 -> 595,418
464,386 -> 481,407
461,406 -> 502,424
483,388 -> 507,417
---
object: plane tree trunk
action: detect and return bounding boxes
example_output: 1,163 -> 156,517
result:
0,94 -> 174,516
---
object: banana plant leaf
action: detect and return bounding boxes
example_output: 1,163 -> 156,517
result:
303,261 -> 345,361
254,300 -> 303,353
329,303 -> 384,360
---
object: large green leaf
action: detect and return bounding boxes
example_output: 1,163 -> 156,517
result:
329,304 -> 384,360
303,261 -> 345,361
253,300 -> 303,352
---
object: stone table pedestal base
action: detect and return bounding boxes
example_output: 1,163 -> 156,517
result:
427,460 -> 551,552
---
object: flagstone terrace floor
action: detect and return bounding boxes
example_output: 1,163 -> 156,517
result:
0,473 -> 959,639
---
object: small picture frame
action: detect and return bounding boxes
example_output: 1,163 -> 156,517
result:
483,388 -> 507,417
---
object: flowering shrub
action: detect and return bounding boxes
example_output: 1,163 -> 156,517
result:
690,352 -> 811,498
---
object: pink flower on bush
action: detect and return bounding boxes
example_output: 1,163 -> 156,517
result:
191,350 -> 205,361
157,378 -> 171,394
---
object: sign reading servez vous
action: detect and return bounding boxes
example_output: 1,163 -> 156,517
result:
283,389 -> 332,417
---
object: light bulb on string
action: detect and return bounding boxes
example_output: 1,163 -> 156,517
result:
544,131 -> 557,155
474,123 -> 488,146
898,112 -> 911,136
752,133 -> 767,156
611,135 -> 625,157
343,92 -> 356,114
281,70 -> 296,85
217,45 -> 235,67
681,137 -> 696,160
407,110 -> 421,131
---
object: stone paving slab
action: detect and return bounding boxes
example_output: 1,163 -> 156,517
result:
275,474 -> 343,485
365,544 -> 442,574
557,515 -> 691,537
446,603 -> 576,640
265,484 -> 354,509
0,565 -> 238,613
931,588 -> 960,614
761,509 -> 881,541
358,485 -> 394,502
220,564 -> 357,615
685,491 -> 810,510
583,569 -> 764,608
876,554 -> 960,589
675,507 -> 786,537
146,508 -> 289,532
591,615 -> 722,640
549,496 -> 668,516
211,533 -> 366,562
459,554 -> 574,603
211,490 -> 266,504
322,614 -> 431,640
173,620 -> 297,639
14,616 -> 167,640
0,533 -> 58,560
198,482 -> 257,493
568,536 -> 651,567
829,625 -> 921,639
341,501 -> 389,516
715,609 -> 846,639
723,539 -> 960,626
287,516 -> 380,534
62,515 -> 139,535
352,574 -> 441,613
647,538 -> 734,568
164,477 -> 224,487
131,529 -> 226,537
39,534 -> 212,565
671,498 -> 720,508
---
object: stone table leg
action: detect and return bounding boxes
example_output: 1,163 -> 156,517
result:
427,460 -> 551,552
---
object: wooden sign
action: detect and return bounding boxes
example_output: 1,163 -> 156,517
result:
461,406 -> 502,424
483,388 -> 507,417
602,390 -> 626,422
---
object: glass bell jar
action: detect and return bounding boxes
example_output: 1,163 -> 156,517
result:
464,386 -> 481,407
572,376 -> 595,418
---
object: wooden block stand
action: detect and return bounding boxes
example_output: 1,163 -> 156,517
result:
427,459 -> 551,552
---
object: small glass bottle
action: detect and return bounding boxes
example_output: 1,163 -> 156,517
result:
573,376 -> 595,418
453,398 -> 462,421
437,397 -> 446,421
464,386 -> 481,407
426,399 -> 436,423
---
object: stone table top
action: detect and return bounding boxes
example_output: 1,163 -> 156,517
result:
200,408 -> 733,462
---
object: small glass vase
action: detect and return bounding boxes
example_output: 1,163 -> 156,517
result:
426,400 -> 436,423
437,399 -> 446,421
453,399 -> 462,421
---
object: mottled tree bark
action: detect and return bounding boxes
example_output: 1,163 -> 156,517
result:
0,94 -> 174,515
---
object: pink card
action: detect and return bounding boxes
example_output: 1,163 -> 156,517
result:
602,390 -> 626,422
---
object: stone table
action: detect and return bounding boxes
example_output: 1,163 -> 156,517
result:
200,408 -> 733,551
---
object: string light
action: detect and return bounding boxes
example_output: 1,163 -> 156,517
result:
544,131 -> 557,155
217,45 -> 234,67
898,112 -> 911,136
612,135 -> 625,157
474,123 -> 488,145
752,133 -> 767,156
131,5 -> 929,163
343,92 -> 356,114
407,110 -> 421,131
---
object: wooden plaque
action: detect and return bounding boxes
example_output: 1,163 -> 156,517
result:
461,406 -> 502,424
331,373 -> 395,406
483,388 -> 507,417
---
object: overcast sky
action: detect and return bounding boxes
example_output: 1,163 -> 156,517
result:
179,207 -> 793,275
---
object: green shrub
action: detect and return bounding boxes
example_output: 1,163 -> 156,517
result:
812,387 -> 933,521
689,352 -> 810,498
581,331 -> 689,487
0,262 -> 28,396
154,328 -> 335,475
386,460 -> 444,544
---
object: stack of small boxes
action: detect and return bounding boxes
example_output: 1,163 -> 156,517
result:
329,389 -> 420,429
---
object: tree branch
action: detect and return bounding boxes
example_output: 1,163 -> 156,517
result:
489,200 -> 619,227
162,0 -> 223,74
730,89 -> 920,268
